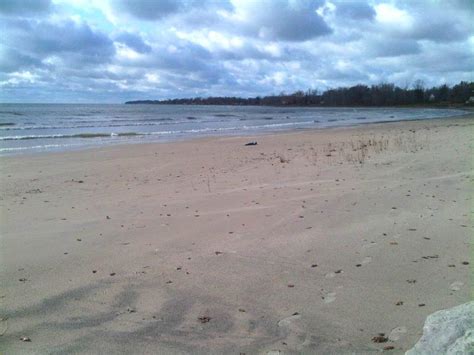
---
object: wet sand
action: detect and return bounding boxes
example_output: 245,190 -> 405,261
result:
1,115 -> 472,354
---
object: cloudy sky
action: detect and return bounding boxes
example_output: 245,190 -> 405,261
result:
0,0 -> 472,103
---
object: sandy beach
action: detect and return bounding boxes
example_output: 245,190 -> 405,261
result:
1,115 -> 472,354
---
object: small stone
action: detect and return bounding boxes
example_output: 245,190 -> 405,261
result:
198,316 -> 211,323
110,272 -> 116,276
372,335 -> 388,343
20,336 -> 31,342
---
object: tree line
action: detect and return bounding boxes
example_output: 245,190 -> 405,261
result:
126,81 -> 474,107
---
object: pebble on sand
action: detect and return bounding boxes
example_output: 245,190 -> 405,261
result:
198,316 -> 211,323
372,334 -> 388,343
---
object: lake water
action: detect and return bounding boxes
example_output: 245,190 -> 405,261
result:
0,104 -> 466,155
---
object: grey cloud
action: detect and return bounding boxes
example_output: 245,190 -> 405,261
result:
410,19 -> 469,43
237,0 -> 331,41
335,1 -> 375,20
0,0 -> 51,15
391,2 -> 472,43
368,38 -> 421,57
115,40 -> 217,77
32,21 -> 114,58
318,65 -> 369,83
0,47 -> 43,73
3,18 -> 115,66
115,0 -> 233,21
215,43 -> 305,62
156,43 -> 212,72
115,0 -> 180,20
115,32 -> 151,53
215,45 -> 270,61
411,43 -> 473,73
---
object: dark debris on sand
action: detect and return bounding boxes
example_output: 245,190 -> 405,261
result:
198,316 -> 211,323
372,334 -> 388,343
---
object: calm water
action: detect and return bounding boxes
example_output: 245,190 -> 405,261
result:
0,104 -> 466,155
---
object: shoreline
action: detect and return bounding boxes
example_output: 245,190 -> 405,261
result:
1,111 -> 471,160
1,115 -> 472,354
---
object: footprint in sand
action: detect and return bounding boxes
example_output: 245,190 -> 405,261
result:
278,313 -> 301,328
450,281 -> 464,291
389,326 -> 407,341
277,314 -> 305,347
361,242 -> 376,250
322,291 -> 337,303
276,313 -> 315,352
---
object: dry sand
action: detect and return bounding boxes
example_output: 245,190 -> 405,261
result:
1,115 -> 472,354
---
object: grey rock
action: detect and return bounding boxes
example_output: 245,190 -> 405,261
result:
406,301 -> 474,355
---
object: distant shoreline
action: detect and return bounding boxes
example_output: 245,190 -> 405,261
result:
125,101 -> 471,109
125,80 -> 474,107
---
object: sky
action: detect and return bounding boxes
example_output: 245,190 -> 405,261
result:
0,0 -> 472,103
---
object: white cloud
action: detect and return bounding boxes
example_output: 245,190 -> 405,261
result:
375,3 -> 413,29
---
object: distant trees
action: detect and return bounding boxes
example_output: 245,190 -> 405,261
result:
126,81 -> 474,107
